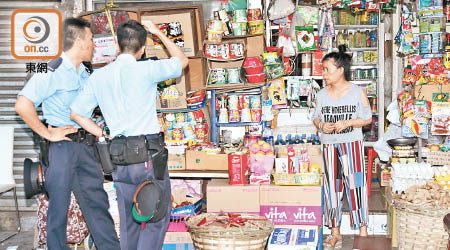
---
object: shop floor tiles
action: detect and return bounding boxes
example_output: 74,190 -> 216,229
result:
327,235 -> 394,250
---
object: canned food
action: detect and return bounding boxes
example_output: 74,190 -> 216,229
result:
250,95 -> 261,109
240,108 -> 251,122
362,69 -> 369,80
229,109 -> 240,122
355,69 -> 362,80
367,68 -> 373,79
370,68 -> 377,79
350,70 -> 356,80
195,123 -> 208,142
172,125 -> 184,140
218,108 -> 229,123
239,95 -> 250,109
228,95 -> 239,110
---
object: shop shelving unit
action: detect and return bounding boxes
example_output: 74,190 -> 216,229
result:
264,5 -> 385,145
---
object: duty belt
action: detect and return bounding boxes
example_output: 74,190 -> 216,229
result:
66,129 -> 96,145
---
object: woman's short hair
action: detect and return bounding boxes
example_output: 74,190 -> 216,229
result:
323,45 -> 352,81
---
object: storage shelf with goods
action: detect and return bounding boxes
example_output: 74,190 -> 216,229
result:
169,170 -> 228,178
334,25 -> 378,29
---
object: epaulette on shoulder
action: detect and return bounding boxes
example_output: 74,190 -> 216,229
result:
48,57 -> 62,72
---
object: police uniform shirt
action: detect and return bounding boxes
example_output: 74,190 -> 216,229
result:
18,52 -> 90,127
70,54 -> 182,137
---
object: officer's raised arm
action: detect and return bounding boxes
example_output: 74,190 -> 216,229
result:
144,20 -> 188,69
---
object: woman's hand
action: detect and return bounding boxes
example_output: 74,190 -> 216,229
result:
335,120 -> 352,133
322,122 -> 335,134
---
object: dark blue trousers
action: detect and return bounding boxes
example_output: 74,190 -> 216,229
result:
45,141 -> 120,250
112,155 -> 171,250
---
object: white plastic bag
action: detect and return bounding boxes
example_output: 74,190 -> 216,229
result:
268,0 -> 296,20
277,35 -> 296,57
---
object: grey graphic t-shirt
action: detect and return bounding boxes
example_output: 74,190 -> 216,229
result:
312,84 -> 372,144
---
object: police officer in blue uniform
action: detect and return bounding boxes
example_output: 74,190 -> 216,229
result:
15,18 -> 120,250
70,20 -> 188,250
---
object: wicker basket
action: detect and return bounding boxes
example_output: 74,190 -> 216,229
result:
394,199 -> 450,250
186,213 -> 274,250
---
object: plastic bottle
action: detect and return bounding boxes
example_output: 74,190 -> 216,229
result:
348,31 -> 355,48
366,30 -> 371,47
361,30 -> 367,48
337,31 -> 345,46
262,122 -> 273,145
275,134 -> 283,145
355,31 -> 361,48
286,134 -> 292,145
312,135 -> 321,145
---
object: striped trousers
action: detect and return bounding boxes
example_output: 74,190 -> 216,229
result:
322,140 -> 369,229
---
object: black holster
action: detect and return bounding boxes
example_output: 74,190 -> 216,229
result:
95,141 -> 116,174
146,135 -> 168,180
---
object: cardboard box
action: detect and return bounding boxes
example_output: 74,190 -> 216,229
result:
267,225 -> 320,250
186,57 -> 206,91
163,232 -> 194,250
246,35 -> 265,57
207,179 -> 260,213
142,10 -> 198,58
168,154 -> 186,171
260,185 -> 322,225
275,144 -> 324,172
414,84 -> 450,102
157,72 -> 187,110
185,150 -> 228,170
427,151 -> 450,165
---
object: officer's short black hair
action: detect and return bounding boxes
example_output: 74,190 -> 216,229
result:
117,20 -> 147,54
62,18 -> 91,51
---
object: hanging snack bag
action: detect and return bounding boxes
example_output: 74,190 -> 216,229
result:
431,102 -> 450,135
402,68 -> 417,85
295,26 -> 316,52
265,63 -> 285,79
286,76 -> 300,100
268,78 -> 287,106
261,52 -> 281,65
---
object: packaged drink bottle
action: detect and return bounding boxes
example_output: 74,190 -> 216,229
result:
285,134 -> 292,145
275,134 -> 284,145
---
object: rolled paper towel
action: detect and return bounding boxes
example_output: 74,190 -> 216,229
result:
301,53 -> 312,76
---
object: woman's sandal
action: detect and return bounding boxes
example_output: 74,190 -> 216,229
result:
323,235 -> 343,250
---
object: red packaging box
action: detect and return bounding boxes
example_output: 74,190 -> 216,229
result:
313,51 -> 324,76
228,154 -> 249,185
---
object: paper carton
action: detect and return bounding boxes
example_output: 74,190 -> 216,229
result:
207,179 -> 260,213
185,150 -> 228,170
142,10 -> 198,58
163,232 -> 194,250
157,72 -> 187,110
267,225 -> 320,250
275,145 -> 324,172
260,185 -> 322,225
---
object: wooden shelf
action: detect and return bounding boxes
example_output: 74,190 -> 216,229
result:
207,82 -> 266,92
169,170 -> 229,178
217,122 -> 262,127
204,57 -> 245,62
222,34 -> 264,39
